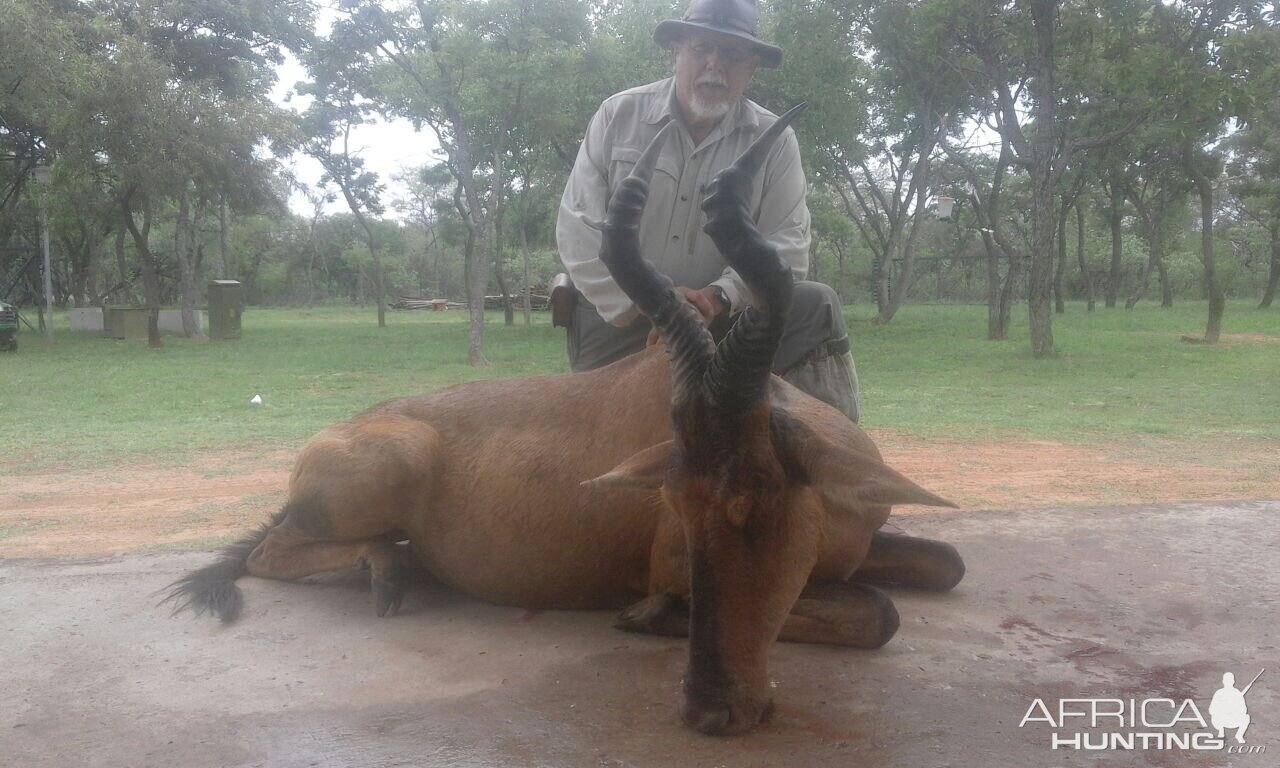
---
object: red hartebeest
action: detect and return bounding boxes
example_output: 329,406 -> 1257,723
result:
165,105 -> 964,736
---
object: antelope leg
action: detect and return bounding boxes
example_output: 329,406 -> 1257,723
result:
614,581 -> 899,649
852,531 -> 966,591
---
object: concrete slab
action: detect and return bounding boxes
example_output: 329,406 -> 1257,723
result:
2,501 -> 1276,767
157,309 -> 205,335
69,307 -> 104,332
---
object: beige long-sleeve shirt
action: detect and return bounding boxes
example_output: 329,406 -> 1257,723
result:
556,77 -> 811,325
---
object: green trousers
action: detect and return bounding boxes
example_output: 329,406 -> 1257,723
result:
566,280 -> 861,423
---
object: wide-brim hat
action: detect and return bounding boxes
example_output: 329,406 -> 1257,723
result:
654,0 -> 783,69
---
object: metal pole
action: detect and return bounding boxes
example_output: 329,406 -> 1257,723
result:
41,203 -> 53,341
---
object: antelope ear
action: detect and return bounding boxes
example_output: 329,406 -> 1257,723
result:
772,411 -> 957,510
582,441 -> 673,490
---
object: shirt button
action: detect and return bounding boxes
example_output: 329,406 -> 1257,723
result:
680,195 -> 688,201
672,235 -> 679,240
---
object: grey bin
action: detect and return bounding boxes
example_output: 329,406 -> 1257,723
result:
207,280 -> 243,340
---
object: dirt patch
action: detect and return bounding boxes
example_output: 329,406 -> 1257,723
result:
1,449 -> 295,558
1218,331 -> 1280,344
1138,330 -> 1280,345
2,437 -> 1277,557
874,431 -> 1280,512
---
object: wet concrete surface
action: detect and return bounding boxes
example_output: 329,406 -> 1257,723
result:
1,500 -> 1277,767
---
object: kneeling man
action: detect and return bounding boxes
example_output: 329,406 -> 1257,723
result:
556,0 -> 860,422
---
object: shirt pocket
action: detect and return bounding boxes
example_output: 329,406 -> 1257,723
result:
608,145 -> 681,192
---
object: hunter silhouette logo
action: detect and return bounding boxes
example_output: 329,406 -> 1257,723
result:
1211,669 -> 1264,744
1019,668 -> 1267,754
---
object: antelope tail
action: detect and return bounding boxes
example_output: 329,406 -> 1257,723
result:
157,504 -> 291,624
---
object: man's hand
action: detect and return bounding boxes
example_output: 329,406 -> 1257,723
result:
645,286 -> 728,347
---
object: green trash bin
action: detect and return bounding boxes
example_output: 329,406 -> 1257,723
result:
103,306 -> 150,339
208,280 -> 243,340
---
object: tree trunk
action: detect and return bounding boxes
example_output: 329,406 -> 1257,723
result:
1076,203 -> 1094,311
494,261 -> 514,326
339,187 -> 385,327
175,183 -> 201,337
66,228 -> 92,308
493,215 -> 514,327
874,246 -> 893,320
369,239 -> 386,327
880,180 -> 932,324
1106,204 -> 1122,308
983,234 -> 1005,340
84,237 -> 98,308
519,207 -> 532,326
218,194 -> 229,280
1190,168 -> 1223,343
1126,194 -> 1172,312
1054,201 -> 1069,314
115,208 -> 131,305
1261,226 -> 1279,309
999,251 -> 1021,337
1027,174 -> 1057,355
123,195 -> 162,348
835,242 -> 846,299
443,136 -> 490,365
467,224 -> 490,365
1127,225 -> 1160,310
874,131 -> 938,325
450,174 -> 490,366
1024,0 -> 1058,357
1157,257 -> 1173,308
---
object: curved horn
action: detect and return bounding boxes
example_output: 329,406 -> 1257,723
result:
731,102 -> 807,179
598,121 -> 714,400
702,103 -> 808,412
628,120 -> 673,187
599,122 -> 676,318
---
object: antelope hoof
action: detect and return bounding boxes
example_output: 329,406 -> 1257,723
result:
863,585 -> 901,648
370,547 -> 414,617
615,593 -> 688,637
373,576 -> 404,617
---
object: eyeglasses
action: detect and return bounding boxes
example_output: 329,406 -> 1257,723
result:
682,40 -> 756,65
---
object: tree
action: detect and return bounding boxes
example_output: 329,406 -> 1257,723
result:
951,0 -> 1151,356
1163,0 -> 1242,343
763,0 -> 973,324
1224,4 -> 1280,309
300,95 -> 390,327
941,134 -> 1028,340
323,0 -> 587,363
1231,118 -> 1280,308
1122,148 -> 1190,310
11,0 -> 309,345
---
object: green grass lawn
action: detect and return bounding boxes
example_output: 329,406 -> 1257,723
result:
2,301 -> 1277,474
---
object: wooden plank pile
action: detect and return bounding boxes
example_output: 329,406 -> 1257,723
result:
391,291 -> 552,312
391,297 -> 462,311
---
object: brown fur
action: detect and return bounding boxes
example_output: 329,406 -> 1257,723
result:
165,346 -> 963,732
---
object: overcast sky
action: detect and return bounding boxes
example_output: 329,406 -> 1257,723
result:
271,39 -> 441,220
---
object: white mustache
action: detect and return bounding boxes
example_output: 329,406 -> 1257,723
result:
696,76 -> 727,88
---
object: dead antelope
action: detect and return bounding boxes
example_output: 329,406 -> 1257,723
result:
164,104 -> 965,736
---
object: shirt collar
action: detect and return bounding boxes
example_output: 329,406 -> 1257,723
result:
643,77 -> 761,138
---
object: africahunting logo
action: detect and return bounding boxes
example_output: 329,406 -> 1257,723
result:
1019,668 -> 1266,754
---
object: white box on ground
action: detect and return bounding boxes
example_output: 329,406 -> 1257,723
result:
158,309 -> 206,334
69,307 -> 104,332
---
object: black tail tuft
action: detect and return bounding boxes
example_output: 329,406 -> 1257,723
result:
158,505 -> 291,623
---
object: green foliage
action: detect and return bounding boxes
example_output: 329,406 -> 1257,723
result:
4,0 -> 1278,351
